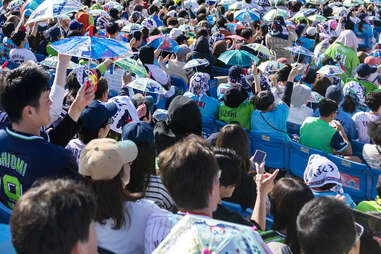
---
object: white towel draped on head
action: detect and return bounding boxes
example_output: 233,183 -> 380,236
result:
334,30 -> 359,52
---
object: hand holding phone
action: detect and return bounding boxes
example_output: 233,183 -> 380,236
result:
250,150 -> 267,174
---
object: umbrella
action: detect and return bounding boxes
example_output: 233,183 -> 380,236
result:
40,56 -> 78,69
27,0 -> 84,24
292,8 -> 316,20
121,23 -> 144,33
103,1 -> 123,11
369,50 -> 381,57
219,0 -> 235,5
126,78 -> 167,94
285,45 -> 314,57
87,9 -> 110,19
268,0 -> 284,5
218,50 -> 259,67
20,0 -> 44,15
263,8 -> 290,22
365,0 -> 380,3
7,0 -> 24,11
234,9 -> 260,23
258,60 -> 286,73
225,35 -> 247,41
115,57 -> 148,77
343,0 -> 364,7
307,14 -> 327,22
332,6 -> 348,17
183,58 -> 210,70
317,65 -> 345,76
246,43 -> 274,57
147,35 -> 179,53
153,215 -> 272,254
50,36 -> 130,59
305,0 -> 328,4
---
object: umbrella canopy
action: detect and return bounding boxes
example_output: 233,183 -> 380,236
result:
246,43 -> 274,57
126,78 -> 167,94
8,0 -> 24,11
40,56 -> 78,69
183,58 -> 210,69
292,8 -> 316,20
20,0 -> 44,15
121,23 -> 143,33
305,0 -> 328,4
218,50 -> 259,67
50,36 -> 130,59
234,9 -> 260,23
27,0 -> 84,24
263,8 -> 290,22
307,14 -> 327,22
87,9 -> 110,19
343,0 -> 364,6
115,58 -> 148,77
285,45 -> 314,57
258,60 -> 286,73
147,35 -> 179,52
332,6 -> 348,17
219,0 -> 235,5
153,215 -> 272,254
369,49 -> 381,57
103,1 -> 123,11
317,65 -> 345,76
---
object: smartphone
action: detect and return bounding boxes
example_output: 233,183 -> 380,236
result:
252,150 -> 267,174
352,209 -> 381,237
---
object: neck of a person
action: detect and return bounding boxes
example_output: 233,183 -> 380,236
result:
17,42 -> 25,49
12,120 -> 41,136
184,207 -> 213,217
320,116 -> 332,124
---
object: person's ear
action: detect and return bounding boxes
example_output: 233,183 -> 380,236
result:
22,105 -> 35,120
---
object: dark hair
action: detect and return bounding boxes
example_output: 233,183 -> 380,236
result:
178,10 -> 188,18
2,22 -> 14,38
342,95 -> 356,114
313,76 -> 331,97
226,12 -> 234,22
368,118 -> 381,146
149,27 -> 161,36
216,124 -> 250,172
216,17 -> 227,29
213,147 -> 241,186
139,45 -> 155,65
365,91 -> 381,112
241,29 -> 253,40
83,169 -> 139,230
318,98 -> 338,117
277,65 -> 291,82
106,22 -> 120,35
196,27 -> 209,38
130,30 -> 142,42
11,30 -> 26,46
297,197 -> 356,254
77,118 -> 108,144
10,179 -> 96,254
167,17 -> 178,27
253,90 -> 275,111
109,8 -> 119,20
197,13 -> 207,22
270,178 -> 314,254
94,77 -> 108,100
148,5 -> 159,15
158,134 -> 218,210
1,64 -> 50,123
65,69 -> 81,105
212,40 -> 227,58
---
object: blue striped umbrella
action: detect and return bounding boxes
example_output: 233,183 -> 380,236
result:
234,9 -> 260,23
370,50 -> 381,57
147,35 -> 179,53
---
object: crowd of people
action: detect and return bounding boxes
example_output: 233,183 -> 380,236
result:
1,0 -> 381,253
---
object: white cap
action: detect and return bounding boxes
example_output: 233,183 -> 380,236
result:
169,28 -> 183,39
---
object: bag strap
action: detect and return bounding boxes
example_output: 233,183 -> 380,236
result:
259,112 -> 287,134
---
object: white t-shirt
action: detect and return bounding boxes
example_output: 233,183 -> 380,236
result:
9,48 -> 37,65
145,64 -> 169,86
363,144 -> 381,169
65,138 -> 85,165
352,112 -> 380,143
95,199 -> 165,254
287,105 -> 313,125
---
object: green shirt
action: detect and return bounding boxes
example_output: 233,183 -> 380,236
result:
300,117 -> 337,154
325,43 -> 360,80
218,101 -> 255,130
357,196 -> 381,213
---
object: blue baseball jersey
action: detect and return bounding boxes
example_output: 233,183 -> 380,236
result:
0,128 -> 78,209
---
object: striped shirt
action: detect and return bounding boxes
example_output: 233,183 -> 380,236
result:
259,230 -> 286,244
145,175 -> 175,211
352,112 -> 380,143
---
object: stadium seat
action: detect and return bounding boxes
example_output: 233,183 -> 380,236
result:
286,122 -> 301,136
351,140 -> 365,160
0,224 -> 16,254
221,201 -> 243,213
288,141 -> 325,178
249,131 -> 289,169
241,209 -> 274,230
369,167 -> 381,199
0,202 -> 11,224
208,78 -> 218,99
326,154 -> 370,203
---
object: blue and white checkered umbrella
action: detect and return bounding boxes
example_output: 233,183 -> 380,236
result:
234,9 -> 260,23
285,45 -> 314,57
183,59 -> 210,70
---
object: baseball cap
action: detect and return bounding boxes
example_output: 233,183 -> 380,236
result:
325,85 -> 343,103
79,138 -> 138,180
80,101 -> 118,132
69,20 -> 83,31
356,63 -> 377,77
46,26 -> 61,42
122,121 -> 154,149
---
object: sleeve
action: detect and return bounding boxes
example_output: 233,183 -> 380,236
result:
330,131 -> 348,153
49,84 -> 66,124
281,81 -> 294,107
48,114 -> 77,147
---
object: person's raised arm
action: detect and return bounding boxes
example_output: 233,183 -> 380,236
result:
282,64 -> 304,107
251,163 -> 279,231
252,63 -> 261,94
